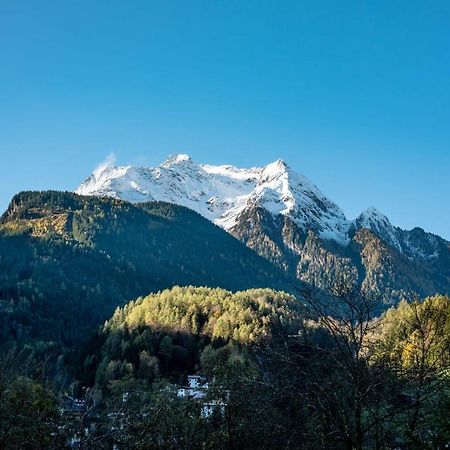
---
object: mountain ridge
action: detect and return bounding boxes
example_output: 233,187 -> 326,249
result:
75,154 -> 450,306
77,154 -> 448,258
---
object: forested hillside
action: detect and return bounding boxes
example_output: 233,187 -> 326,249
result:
0,191 -> 295,352
68,288 -> 450,449
82,287 -> 305,388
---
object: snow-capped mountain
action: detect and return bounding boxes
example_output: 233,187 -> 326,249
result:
77,154 -> 352,243
351,207 -> 443,259
76,154 -> 445,257
354,207 -> 400,248
77,153 -> 260,227
76,154 -> 449,305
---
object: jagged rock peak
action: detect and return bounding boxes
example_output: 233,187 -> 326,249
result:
352,206 -> 402,249
263,158 -> 288,173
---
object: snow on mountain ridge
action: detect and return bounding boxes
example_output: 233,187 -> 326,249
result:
161,153 -> 192,166
76,154 -> 354,242
354,207 -> 402,249
76,154 -> 439,255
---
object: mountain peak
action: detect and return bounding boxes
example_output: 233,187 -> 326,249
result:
354,206 -> 402,249
273,158 -> 288,168
263,159 -> 289,174
258,159 -> 292,187
76,154 -> 351,243
92,154 -> 119,176
161,154 -> 193,168
358,207 -> 391,225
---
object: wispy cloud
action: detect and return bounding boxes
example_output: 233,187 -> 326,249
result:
94,153 -> 117,173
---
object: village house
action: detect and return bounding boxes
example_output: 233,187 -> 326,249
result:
177,374 -> 227,419
177,374 -> 208,398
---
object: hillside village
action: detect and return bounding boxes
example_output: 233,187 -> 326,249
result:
60,374 -> 227,448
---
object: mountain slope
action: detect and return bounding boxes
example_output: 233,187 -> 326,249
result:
231,206 -> 450,307
0,191 -> 295,349
76,154 -> 450,305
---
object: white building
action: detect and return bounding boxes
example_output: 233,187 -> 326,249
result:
201,400 -> 226,419
177,375 -> 208,398
187,375 -> 207,388
177,387 -> 189,398
177,375 -> 228,419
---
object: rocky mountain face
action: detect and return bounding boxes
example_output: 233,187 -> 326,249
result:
231,206 -> 450,309
77,154 -> 450,306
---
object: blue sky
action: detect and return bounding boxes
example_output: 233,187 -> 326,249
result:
0,1 -> 449,239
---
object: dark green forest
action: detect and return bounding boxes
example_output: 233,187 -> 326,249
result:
0,191 -> 293,353
1,191 -> 450,449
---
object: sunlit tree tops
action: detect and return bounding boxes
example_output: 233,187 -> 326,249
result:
104,286 -> 306,344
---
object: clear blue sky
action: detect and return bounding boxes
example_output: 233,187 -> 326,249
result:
0,1 -> 449,239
